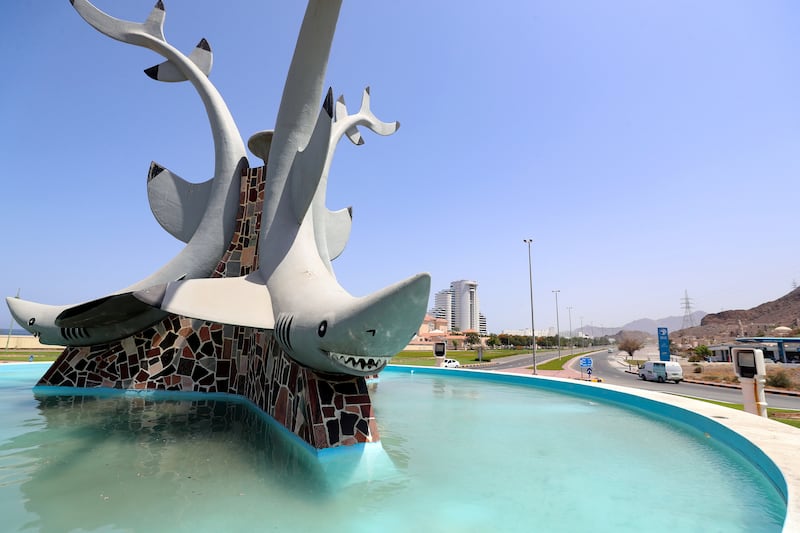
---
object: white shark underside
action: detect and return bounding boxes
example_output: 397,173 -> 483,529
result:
6,0 -> 248,346
134,0 -> 431,377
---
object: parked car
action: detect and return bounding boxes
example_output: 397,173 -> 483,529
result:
442,359 -> 460,368
638,361 -> 683,383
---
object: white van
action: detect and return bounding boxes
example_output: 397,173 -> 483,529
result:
638,361 -> 683,383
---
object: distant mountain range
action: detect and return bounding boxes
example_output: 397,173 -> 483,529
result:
577,311 -> 707,338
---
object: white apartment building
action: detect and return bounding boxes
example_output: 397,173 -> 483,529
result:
430,280 -> 487,334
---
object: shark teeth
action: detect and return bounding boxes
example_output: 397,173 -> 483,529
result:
330,352 -> 389,372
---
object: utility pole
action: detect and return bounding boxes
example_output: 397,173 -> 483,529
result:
523,239 -> 537,375
567,306 -> 573,355
5,288 -> 20,351
553,290 -> 561,360
681,290 -> 695,330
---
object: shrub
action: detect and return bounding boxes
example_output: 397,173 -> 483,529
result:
688,355 -> 703,362
766,369 -> 793,389
693,365 -> 702,374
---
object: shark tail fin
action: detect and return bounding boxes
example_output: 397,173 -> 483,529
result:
145,38 -> 213,81
71,0 -> 166,42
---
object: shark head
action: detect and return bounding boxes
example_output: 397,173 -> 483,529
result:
6,294 -> 167,347
6,297 -> 68,345
6,296 -> 58,341
271,273 -> 430,376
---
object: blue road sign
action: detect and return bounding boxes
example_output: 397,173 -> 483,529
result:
579,357 -> 593,368
658,327 -> 670,361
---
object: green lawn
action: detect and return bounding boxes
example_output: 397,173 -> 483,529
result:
0,350 -> 61,362
536,351 -> 594,371
390,349 -> 524,367
694,398 -> 800,429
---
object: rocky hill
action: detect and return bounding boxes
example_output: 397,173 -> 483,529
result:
673,287 -> 800,344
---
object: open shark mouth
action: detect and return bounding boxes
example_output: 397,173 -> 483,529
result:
329,352 -> 389,373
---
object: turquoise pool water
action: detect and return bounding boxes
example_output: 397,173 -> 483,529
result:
0,363 -> 786,532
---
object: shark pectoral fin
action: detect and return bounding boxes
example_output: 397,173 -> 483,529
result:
134,275 -> 274,329
289,89 -> 334,223
325,206 -> 352,260
147,163 -> 212,243
144,38 -> 213,82
55,293 -> 162,328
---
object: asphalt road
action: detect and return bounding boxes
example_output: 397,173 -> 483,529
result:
481,348 -> 800,410
570,349 -> 800,410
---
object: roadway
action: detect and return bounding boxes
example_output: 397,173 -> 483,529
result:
581,348 -> 800,410
482,348 -> 800,410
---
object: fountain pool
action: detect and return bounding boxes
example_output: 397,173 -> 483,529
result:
0,363 -> 789,532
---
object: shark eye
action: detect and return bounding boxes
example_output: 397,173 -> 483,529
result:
318,320 -> 328,338
28,318 -> 35,326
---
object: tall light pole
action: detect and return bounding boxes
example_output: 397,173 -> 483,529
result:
523,239 -> 536,375
552,290 -> 561,359
567,306 -> 573,355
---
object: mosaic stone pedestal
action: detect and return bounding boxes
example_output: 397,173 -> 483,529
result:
38,166 -> 379,450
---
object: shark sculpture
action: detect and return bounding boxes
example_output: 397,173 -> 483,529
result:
9,0 -> 430,377
134,0 -> 431,376
5,0 -> 248,346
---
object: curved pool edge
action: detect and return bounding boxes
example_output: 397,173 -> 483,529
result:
387,365 -> 800,532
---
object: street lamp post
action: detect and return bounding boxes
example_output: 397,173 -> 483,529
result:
523,239 -> 536,375
580,316 -> 585,349
552,290 -> 561,359
567,306 -> 573,356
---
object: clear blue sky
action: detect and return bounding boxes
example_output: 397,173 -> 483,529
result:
3,1 -> 800,336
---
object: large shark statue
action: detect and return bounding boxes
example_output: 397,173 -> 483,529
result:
134,0 -> 431,376
6,0 -> 248,346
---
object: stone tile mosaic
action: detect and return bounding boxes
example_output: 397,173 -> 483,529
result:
39,165 -> 379,450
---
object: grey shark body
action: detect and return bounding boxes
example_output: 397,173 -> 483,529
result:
135,0 -> 431,376
6,0 -> 248,346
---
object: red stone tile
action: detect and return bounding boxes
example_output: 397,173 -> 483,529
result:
313,424 -> 328,448
345,394 -> 371,405
274,388 -> 289,426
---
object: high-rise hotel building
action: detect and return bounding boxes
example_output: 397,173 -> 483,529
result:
431,280 -> 487,335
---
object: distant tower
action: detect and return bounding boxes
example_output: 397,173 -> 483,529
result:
681,290 -> 695,330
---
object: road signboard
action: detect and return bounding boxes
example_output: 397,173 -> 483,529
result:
579,357 -> 593,368
657,327 -> 670,361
